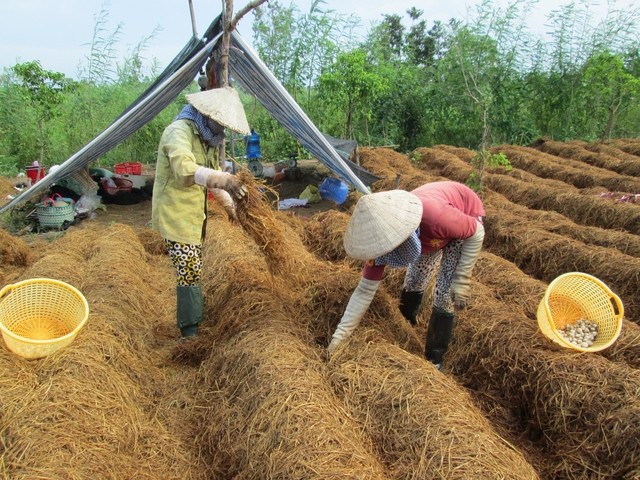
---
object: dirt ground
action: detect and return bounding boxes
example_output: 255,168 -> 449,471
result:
71,158 -> 344,232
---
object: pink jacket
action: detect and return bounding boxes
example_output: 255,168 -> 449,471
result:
363,181 -> 485,280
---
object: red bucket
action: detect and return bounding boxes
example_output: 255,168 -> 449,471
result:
26,166 -> 46,184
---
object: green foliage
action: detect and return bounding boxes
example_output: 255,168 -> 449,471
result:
250,0 -> 362,158
0,201 -> 38,234
0,3 -> 169,176
1,0 -> 640,181
7,61 -> 76,166
466,150 -> 511,192
316,48 -> 389,139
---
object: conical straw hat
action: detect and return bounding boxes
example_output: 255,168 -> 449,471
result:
185,87 -> 250,135
343,190 -> 423,260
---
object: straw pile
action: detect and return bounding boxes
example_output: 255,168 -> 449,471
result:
483,190 -> 640,257
196,324 -> 389,479
301,210 -> 358,265
136,226 -> 166,256
532,138 -> 640,177
449,282 -> 640,480
328,149 -> 640,477
329,330 -> 540,479
605,138 -> 640,158
0,227 -> 31,267
482,207 -> 640,321
360,147 -> 440,191
189,182 -> 543,479
474,252 -> 640,369
579,139 -> 640,163
432,144 -> 477,162
0,176 -> 15,198
2,139 -> 638,479
0,223 -> 206,479
495,144 -> 640,193
414,146 -> 640,235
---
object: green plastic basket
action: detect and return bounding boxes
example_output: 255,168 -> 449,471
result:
36,194 -> 75,229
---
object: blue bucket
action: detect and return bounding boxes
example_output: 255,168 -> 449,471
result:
319,177 -> 349,205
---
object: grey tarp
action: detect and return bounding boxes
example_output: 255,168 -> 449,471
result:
1,14 -> 378,213
228,30 -> 371,193
0,33 -> 220,214
323,133 -> 379,186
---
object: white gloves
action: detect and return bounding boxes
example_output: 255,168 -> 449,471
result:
195,166 -> 247,200
328,277 -> 381,355
450,220 -> 484,309
210,188 -> 238,221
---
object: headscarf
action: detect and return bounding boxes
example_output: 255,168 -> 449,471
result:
374,229 -> 421,268
174,104 -> 225,147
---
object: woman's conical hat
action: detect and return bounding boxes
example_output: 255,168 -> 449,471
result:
343,190 -> 423,260
185,87 -> 250,135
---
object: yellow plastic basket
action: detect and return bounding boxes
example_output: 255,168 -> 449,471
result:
537,272 -> 623,352
0,278 -> 89,359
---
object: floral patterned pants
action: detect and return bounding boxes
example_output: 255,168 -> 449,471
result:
164,239 -> 202,287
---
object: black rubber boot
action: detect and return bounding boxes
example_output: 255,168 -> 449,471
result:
176,285 -> 203,338
424,306 -> 456,369
399,289 -> 424,326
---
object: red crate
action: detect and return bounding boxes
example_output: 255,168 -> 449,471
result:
114,162 -> 142,175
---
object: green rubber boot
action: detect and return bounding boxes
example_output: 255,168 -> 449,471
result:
176,285 -> 203,338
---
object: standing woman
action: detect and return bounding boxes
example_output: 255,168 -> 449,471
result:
152,87 -> 250,338
328,181 -> 486,369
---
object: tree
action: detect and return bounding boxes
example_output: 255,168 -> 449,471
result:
317,48 -> 389,139
220,0 -> 271,89
252,0 -> 358,96
10,61 -> 75,164
537,0 -> 640,138
405,8 -> 437,66
581,51 -> 640,139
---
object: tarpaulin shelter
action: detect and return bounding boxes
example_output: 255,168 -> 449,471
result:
0,14 -> 378,214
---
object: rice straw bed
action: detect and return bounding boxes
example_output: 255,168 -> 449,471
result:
413,146 -> 640,235
449,282 -> 640,479
1,223 -> 206,479
195,323 -> 389,479
532,138 -> 640,177
329,330 -> 540,479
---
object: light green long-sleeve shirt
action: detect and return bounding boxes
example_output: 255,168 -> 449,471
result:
151,119 -> 220,245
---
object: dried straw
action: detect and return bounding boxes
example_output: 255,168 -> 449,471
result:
137,227 -> 166,256
449,282 -> 640,479
475,251 -> 640,368
0,228 -> 31,267
414,145 -> 640,235
0,223 -> 206,480
496,144 -> 640,192
605,138 -> 640,159
329,329 -> 540,479
195,324 -> 389,479
483,190 -> 640,257
533,138 -> 640,177
483,208 -> 640,321
0,176 -> 15,198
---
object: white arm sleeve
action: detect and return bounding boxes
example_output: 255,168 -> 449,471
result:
328,277 -> 381,354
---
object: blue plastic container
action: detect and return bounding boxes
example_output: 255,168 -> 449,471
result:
319,177 -> 349,205
244,129 -> 261,159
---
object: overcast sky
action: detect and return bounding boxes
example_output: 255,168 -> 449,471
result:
0,0 -> 637,79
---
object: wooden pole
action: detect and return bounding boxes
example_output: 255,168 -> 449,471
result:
188,0 -> 198,37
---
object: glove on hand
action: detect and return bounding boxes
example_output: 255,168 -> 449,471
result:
210,188 -> 237,222
450,221 -> 484,309
328,277 -> 381,355
195,167 -> 248,200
